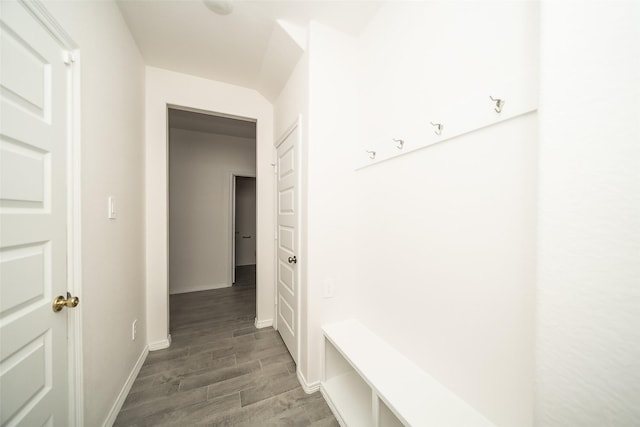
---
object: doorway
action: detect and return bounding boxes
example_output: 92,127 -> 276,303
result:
167,107 -> 257,314
274,120 -> 301,364
145,75 -> 275,350
232,175 -> 257,285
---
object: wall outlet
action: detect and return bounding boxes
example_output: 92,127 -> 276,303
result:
132,319 -> 138,341
323,279 -> 336,299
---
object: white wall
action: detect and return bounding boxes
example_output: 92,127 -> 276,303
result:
145,67 -> 274,347
44,1 -> 146,426
168,129 -> 255,294
354,114 -> 537,427
282,3 -> 538,426
536,2 -> 640,425
274,22 -> 360,388
304,21 -> 359,385
235,177 -> 257,266
350,4 -> 538,425
274,54 -> 308,141
354,2 -> 538,165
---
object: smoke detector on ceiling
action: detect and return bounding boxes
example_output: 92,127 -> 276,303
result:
202,0 -> 234,15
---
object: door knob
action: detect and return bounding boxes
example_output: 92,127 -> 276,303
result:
52,292 -> 79,313
288,256 -> 297,264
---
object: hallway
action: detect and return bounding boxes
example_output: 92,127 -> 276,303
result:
114,266 -> 337,426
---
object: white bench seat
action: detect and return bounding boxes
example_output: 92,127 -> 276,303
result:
321,319 -> 495,427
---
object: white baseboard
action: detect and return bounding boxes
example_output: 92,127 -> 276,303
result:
102,345 -> 148,427
297,368 -> 320,394
148,334 -> 171,351
254,318 -> 273,329
169,282 -> 230,295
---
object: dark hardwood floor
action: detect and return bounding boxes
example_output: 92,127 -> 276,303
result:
114,265 -> 337,426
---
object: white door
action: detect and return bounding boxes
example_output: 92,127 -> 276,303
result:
0,1 -> 76,425
275,124 -> 299,363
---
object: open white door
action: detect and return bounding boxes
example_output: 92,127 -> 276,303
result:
275,123 -> 299,363
0,1 -> 77,425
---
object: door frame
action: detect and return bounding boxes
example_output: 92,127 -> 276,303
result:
15,1 -> 84,424
274,116 -> 302,364
166,104 -> 258,296
67,49 -> 84,427
147,74 -> 274,349
229,171 -> 256,285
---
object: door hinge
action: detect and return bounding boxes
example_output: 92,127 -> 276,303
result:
63,51 -> 76,65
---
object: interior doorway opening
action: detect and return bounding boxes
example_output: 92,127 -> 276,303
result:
167,106 -> 257,328
232,175 -> 257,284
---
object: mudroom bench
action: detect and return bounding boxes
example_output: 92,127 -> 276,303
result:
321,319 -> 495,427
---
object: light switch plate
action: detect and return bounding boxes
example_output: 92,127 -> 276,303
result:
108,196 -> 116,220
323,279 -> 336,299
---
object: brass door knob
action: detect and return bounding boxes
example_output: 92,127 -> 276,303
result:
52,292 -> 79,312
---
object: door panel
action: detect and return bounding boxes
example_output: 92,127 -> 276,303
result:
278,261 -> 294,295
278,225 -> 294,252
0,1 -> 71,425
0,242 -> 49,317
278,294 -> 295,336
275,125 -> 299,363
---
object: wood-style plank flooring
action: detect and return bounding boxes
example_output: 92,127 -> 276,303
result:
114,266 -> 337,426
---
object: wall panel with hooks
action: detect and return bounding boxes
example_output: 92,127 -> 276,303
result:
353,1 -> 539,170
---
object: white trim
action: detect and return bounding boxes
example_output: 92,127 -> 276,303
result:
149,79 -> 274,372
67,48 -> 84,427
294,116 -> 302,366
298,367 -> 321,394
272,147 -> 278,333
169,282 -> 230,295
101,346 -> 149,427
254,318 -> 273,329
148,336 -> 172,351
228,170 -> 256,287
167,104 -> 257,124
232,175 -> 236,284
165,105 -> 262,343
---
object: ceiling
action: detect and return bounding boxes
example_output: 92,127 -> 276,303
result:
168,108 -> 256,138
116,0 -> 382,102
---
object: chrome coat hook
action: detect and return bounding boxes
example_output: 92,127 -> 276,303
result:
430,122 -> 443,136
366,150 -> 376,159
392,138 -> 404,149
490,96 -> 505,113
